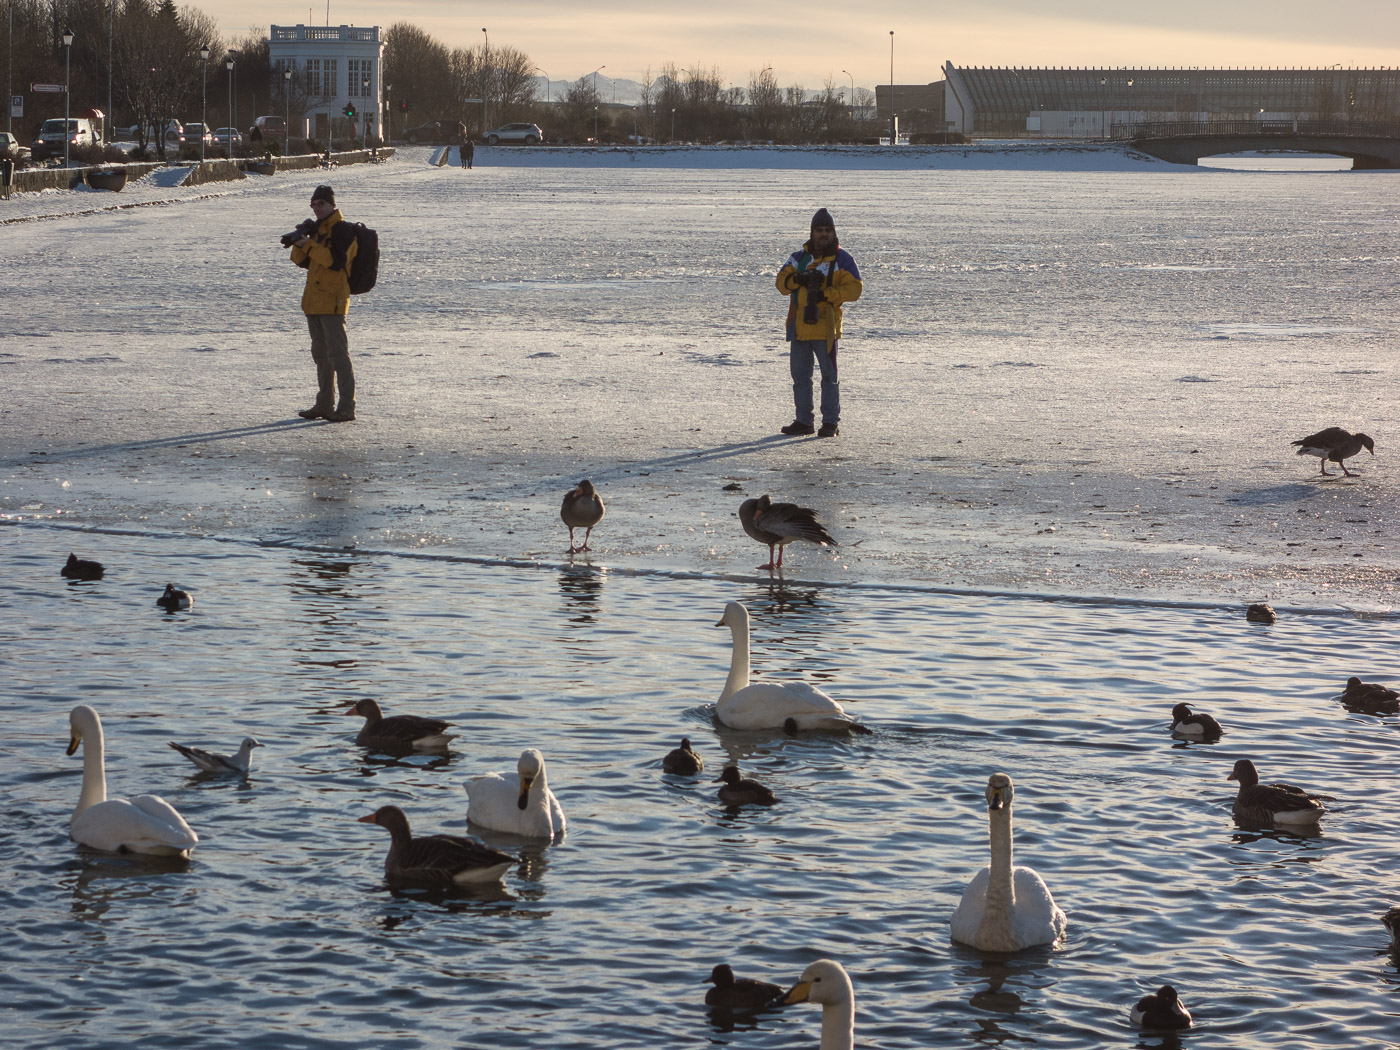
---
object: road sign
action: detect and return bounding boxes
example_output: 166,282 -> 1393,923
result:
9,95 -> 21,117
32,83 -> 66,93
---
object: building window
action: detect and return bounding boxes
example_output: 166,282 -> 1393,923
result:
324,59 -> 337,98
348,59 -> 372,98
307,59 -> 321,98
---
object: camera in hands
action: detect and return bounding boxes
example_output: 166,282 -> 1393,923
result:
280,218 -> 318,248
801,268 -> 827,325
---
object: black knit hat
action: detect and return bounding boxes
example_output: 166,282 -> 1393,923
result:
311,184 -> 335,205
811,207 -> 835,230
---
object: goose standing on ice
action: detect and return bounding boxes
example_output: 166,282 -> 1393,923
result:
561,479 -> 605,553
1130,985 -> 1193,1029
783,959 -> 855,1050
156,583 -> 192,612
464,748 -> 567,841
739,494 -> 836,570
357,804 -> 515,887
66,705 -> 198,856
1291,427 -> 1374,477
346,698 -> 456,752
1227,758 -> 1324,825
1170,703 -> 1223,738
714,601 -> 863,731
950,772 -> 1067,952
168,737 -> 261,775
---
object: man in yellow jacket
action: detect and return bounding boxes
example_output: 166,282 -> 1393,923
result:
290,185 -> 359,422
774,207 -> 862,438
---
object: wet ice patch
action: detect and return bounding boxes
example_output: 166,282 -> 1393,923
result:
1199,322 -> 1370,338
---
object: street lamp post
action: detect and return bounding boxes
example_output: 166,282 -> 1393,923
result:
888,30 -> 895,145
362,75 -> 369,146
284,67 -> 292,153
225,55 -> 234,156
481,28 -> 488,132
592,64 -> 605,142
107,0 -> 113,143
841,69 -> 854,123
535,66 -> 549,105
62,28 -> 73,167
199,44 -> 209,162
671,106 -> 675,140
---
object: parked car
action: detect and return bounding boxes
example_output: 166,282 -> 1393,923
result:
123,120 -> 185,144
485,122 -> 543,145
183,122 -> 211,145
248,115 -> 286,141
31,117 -> 100,159
403,120 -> 444,144
212,127 -> 243,147
0,130 -> 31,161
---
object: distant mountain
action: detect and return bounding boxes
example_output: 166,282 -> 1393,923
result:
531,76 -> 863,106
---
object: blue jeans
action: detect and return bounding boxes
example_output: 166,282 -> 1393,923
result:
789,339 -> 838,426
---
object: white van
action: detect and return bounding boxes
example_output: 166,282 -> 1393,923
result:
32,117 -> 99,159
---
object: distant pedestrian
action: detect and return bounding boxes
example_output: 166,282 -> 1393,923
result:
459,123 -> 474,169
289,185 -> 359,422
774,208 -> 862,438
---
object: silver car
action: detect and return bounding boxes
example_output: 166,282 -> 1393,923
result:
485,122 -> 543,145
0,131 -> 30,161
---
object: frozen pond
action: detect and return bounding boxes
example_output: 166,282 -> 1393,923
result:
2,144 -> 1398,610
4,526 -> 1400,1049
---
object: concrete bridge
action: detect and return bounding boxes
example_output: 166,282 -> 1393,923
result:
1115,120 -> 1400,169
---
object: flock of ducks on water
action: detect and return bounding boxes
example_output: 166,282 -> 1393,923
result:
54,530 -> 1398,1044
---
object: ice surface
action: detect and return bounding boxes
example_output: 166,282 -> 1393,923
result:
2,144 -> 1397,611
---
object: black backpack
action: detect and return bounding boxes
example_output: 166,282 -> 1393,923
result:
345,222 -> 379,294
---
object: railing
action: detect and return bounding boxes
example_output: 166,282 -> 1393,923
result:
270,25 -> 380,43
1114,119 -> 1400,141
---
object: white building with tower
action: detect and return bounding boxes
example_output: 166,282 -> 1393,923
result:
269,24 -> 383,144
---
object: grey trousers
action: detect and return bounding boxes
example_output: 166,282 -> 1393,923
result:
306,313 -> 354,411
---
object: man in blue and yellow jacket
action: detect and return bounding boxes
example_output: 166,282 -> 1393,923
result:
775,208 -> 862,438
290,184 -> 358,422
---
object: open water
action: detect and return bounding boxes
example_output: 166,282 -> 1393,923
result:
3,523 -> 1399,1049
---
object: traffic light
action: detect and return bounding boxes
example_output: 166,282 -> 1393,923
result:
343,102 -> 356,118
399,100 -> 408,112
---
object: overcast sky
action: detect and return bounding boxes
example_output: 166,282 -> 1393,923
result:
217,0 -> 1400,90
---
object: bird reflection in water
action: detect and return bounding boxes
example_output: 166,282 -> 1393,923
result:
558,565 -> 605,627
65,853 -> 192,922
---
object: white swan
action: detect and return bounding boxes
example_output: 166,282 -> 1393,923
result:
464,748 -> 567,841
67,705 -> 198,857
950,772 -> 1066,952
714,601 -> 862,731
783,959 -> 855,1050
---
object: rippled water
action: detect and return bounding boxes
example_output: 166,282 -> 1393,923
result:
3,524 -> 1399,1049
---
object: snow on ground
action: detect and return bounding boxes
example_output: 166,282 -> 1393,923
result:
3,145 -> 1398,612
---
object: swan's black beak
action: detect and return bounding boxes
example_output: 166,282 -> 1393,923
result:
66,734 -> 80,756
987,788 -> 1005,811
517,776 -> 533,811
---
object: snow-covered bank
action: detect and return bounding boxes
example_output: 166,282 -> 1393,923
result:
2,152 -> 1396,612
468,140 -> 1176,171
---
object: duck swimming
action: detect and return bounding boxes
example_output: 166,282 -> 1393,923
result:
717,765 -> 778,807
346,698 -> 455,752
1130,985 -> 1192,1029
1170,702 -> 1223,738
358,804 -> 515,887
1228,758 -> 1324,825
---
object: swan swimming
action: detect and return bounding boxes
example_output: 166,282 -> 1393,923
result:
950,772 -> 1066,952
464,748 -> 567,842
714,601 -> 862,731
783,959 -> 855,1050
67,705 -> 198,857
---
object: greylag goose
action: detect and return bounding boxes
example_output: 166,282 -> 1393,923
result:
1341,676 -> 1400,712
156,583 -> 192,612
717,765 -> 778,807
67,705 -> 198,856
464,748 -> 567,841
357,805 -> 515,887
1292,427 -> 1374,477
1228,758 -> 1324,825
662,737 -> 704,775
346,698 -> 455,752
705,963 -> 784,1012
1170,703 -> 1223,738
561,479 -> 605,553
61,553 -> 104,580
739,494 -> 836,570
714,601 -> 864,731
1130,985 -> 1193,1029
783,959 -> 855,1050
950,772 -> 1067,952
168,737 -> 261,775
